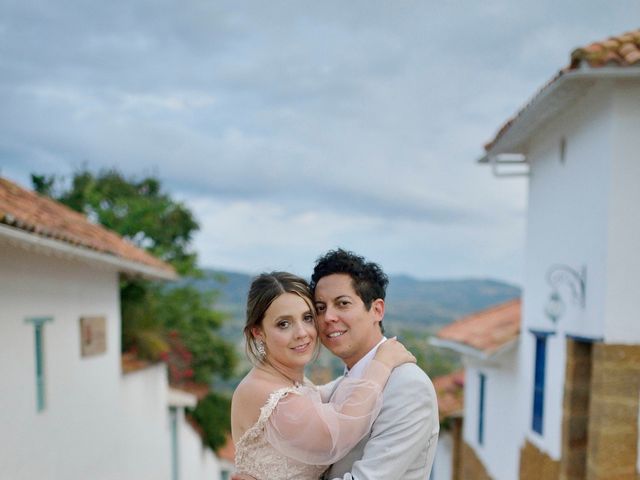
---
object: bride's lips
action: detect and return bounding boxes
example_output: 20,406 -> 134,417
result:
291,342 -> 311,353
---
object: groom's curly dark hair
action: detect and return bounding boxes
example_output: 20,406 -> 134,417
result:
310,248 -> 388,332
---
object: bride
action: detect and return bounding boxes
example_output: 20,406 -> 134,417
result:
231,271 -> 415,480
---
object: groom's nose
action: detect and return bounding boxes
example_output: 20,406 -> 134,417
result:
321,305 -> 339,323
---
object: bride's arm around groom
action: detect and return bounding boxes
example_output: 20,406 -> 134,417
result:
324,361 -> 438,480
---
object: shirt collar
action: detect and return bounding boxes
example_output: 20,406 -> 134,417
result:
344,337 -> 387,379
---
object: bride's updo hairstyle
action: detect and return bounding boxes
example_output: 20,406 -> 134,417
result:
244,271 -> 319,365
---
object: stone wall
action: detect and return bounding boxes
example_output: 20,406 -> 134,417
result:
519,439 -> 560,480
586,344 -> 640,480
451,417 -> 463,480
461,441 -> 493,480
560,339 -> 593,480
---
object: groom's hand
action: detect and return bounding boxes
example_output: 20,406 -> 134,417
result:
231,474 -> 257,480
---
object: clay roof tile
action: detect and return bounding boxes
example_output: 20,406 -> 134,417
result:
0,177 -> 175,277
487,28 -> 640,153
433,370 -> 465,420
436,298 -> 521,354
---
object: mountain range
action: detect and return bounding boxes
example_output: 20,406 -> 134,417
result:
183,268 -> 521,335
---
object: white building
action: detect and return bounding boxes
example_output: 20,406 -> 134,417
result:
432,300 -> 521,480
0,177 -> 228,480
430,369 -> 464,480
434,29 -> 640,480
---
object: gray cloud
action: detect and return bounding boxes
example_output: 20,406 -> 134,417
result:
1,0 -> 638,282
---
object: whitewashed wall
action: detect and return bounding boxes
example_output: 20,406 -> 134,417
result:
605,80 -> 640,343
0,240 -> 223,480
462,346 -> 521,480
431,429 -> 453,480
0,242 -> 130,479
120,364 -> 173,479
519,78 -> 640,459
174,407 -> 223,480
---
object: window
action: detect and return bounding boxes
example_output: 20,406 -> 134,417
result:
530,330 -> 554,435
478,373 -> 486,445
25,317 -> 53,412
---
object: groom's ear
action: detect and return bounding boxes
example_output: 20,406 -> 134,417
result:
371,298 -> 385,322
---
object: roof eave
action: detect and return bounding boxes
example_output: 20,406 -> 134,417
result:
482,67 -> 640,159
0,223 -> 177,281
430,336 -> 519,361
168,387 -> 198,408
429,337 -> 489,360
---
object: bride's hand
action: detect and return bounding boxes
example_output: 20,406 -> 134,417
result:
374,338 -> 416,369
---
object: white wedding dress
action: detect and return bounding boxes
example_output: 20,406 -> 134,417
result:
234,360 -> 391,480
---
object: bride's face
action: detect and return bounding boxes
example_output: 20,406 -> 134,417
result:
253,292 -> 318,370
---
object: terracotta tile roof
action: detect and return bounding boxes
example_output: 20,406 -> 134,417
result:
121,352 -> 158,373
570,30 -> 640,69
433,369 -> 464,421
485,29 -> 640,152
436,298 -> 521,355
0,177 -> 175,277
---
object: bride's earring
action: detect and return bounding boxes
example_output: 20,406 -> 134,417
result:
256,340 -> 266,358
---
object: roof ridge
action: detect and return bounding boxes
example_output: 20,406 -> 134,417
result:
570,28 -> 640,69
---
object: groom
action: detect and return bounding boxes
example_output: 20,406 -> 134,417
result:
311,249 -> 438,480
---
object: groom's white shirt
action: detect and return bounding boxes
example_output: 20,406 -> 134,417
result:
324,338 -> 439,480
344,337 -> 387,380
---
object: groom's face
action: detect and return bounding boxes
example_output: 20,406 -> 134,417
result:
314,273 -> 384,369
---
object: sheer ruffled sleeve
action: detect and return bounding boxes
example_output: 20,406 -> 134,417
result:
263,359 -> 391,465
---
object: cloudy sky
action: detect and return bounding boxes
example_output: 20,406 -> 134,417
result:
1,1 -> 638,284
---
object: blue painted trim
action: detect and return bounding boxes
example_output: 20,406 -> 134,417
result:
532,336 -> 547,435
35,324 -> 45,412
478,373 -> 486,445
170,407 -> 179,480
25,317 -> 53,326
529,328 -> 556,338
26,317 -> 53,412
565,333 -> 603,343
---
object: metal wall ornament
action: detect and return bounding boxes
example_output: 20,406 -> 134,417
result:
544,264 -> 587,324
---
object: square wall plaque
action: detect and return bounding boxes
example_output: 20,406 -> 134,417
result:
80,316 -> 107,357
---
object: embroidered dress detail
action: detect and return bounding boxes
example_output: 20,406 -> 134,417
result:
234,360 -> 391,480
235,387 -> 327,480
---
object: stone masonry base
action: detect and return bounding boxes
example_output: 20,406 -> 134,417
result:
461,441 -> 493,480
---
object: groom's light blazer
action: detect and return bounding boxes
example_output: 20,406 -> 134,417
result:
323,363 -> 439,480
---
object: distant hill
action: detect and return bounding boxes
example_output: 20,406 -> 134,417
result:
181,268 -> 521,334
385,274 -> 521,327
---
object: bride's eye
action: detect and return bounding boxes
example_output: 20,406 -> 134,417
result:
277,321 -> 290,329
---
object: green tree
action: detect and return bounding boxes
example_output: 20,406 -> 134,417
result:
189,392 -> 232,451
400,329 -> 461,379
32,170 -> 198,273
32,168 -> 237,381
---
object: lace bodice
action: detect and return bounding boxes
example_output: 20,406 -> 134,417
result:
233,360 -> 391,479
235,387 -> 327,480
